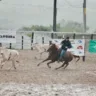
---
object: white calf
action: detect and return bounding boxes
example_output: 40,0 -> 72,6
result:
0,47 -> 19,70
32,43 -> 49,59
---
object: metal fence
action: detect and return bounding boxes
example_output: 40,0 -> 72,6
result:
1,30 -> 95,62
2,31 -> 96,51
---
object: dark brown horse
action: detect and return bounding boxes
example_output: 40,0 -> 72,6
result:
37,44 -> 80,70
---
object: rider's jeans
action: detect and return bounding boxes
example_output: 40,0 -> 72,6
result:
59,49 -> 65,59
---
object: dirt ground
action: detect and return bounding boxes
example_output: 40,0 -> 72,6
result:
0,50 -> 96,85
0,50 -> 96,96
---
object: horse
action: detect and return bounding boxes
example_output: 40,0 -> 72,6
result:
37,44 -> 80,70
50,41 -> 80,62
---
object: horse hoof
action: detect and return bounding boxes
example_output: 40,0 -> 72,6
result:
8,69 -> 11,71
1,66 -> 3,69
14,67 -> 16,70
63,67 -> 66,69
35,57 -> 37,59
37,64 -> 39,66
48,66 -> 51,68
47,64 -> 51,68
55,68 -> 58,70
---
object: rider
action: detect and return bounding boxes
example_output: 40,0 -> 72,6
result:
58,36 -> 72,62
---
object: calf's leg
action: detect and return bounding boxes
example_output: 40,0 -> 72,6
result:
1,59 -> 6,69
12,60 -> 16,69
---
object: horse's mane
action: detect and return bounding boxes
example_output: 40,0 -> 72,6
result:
47,44 -> 58,53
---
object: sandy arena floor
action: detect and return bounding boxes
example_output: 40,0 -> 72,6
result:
0,50 -> 96,96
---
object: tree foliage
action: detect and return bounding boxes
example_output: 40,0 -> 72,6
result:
19,20 -> 89,32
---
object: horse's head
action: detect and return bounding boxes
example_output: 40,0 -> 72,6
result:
47,44 -> 58,53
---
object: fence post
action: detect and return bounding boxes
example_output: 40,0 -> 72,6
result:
31,32 -> 34,50
22,36 -> 24,50
83,53 -> 85,62
42,37 -> 44,44
51,33 -> 54,39
83,34 -> 93,62
0,43 -> 2,47
82,36 -> 85,62
49,41 -> 52,45
91,34 -> 93,40
9,43 -> 12,49
73,33 -> 75,39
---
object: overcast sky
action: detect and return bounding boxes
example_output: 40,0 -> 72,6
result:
0,0 -> 96,31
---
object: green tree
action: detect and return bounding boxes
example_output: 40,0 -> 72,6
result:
59,20 -> 89,32
19,20 -> 89,32
19,25 -> 52,31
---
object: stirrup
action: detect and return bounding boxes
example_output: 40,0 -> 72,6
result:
58,58 -> 62,62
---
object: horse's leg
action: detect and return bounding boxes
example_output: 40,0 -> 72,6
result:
55,61 -> 66,70
37,57 -> 49,66
73,55 -> 80,63
40,53 -> 42,59
63,63 -> 69,69
76,56 -> 80,63
47,60 -> 54,68
16,60 -> 19,63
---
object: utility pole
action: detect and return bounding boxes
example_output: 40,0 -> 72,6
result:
83,0 -> 86,33
0,0 -> 2,47
53,0 -> 57,32
83,0 -> 86,61
52,0 -> 57,38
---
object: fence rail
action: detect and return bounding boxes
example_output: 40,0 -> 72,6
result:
0,31 -> 96,50
0,30 -> 95,62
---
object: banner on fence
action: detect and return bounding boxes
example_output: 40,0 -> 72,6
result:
89,40 -> 96,53
0,30 -> 16,43
52,39 -> 85,56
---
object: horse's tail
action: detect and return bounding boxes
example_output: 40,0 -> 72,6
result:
73,55 -> 80,62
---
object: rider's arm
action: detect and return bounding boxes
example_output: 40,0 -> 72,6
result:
61,40 -> 64,44
68,41 -> 72,48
